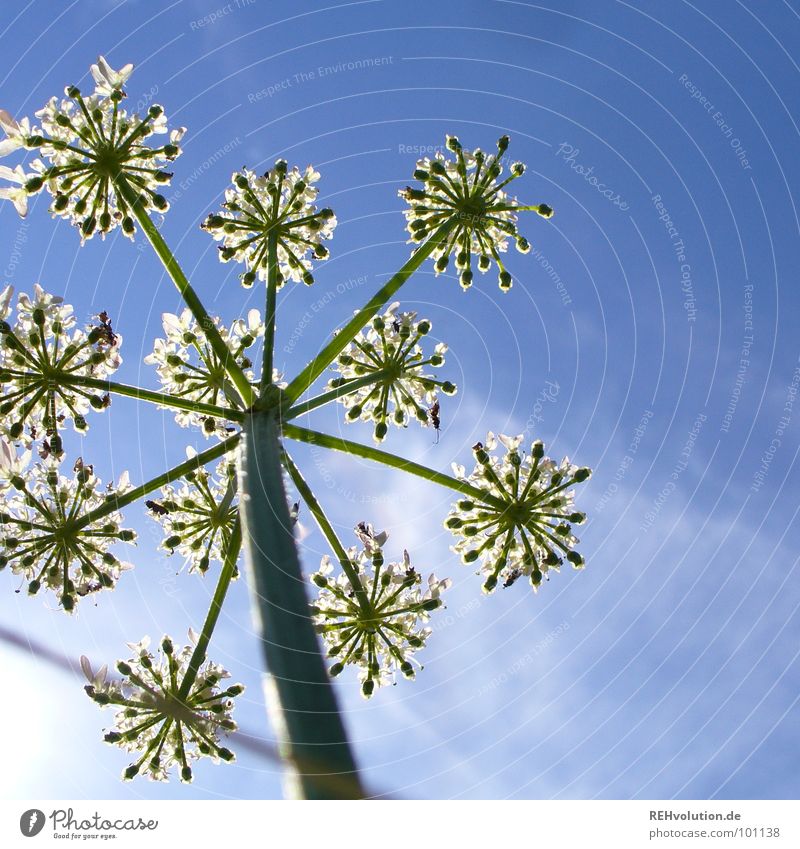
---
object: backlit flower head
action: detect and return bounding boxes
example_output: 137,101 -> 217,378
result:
147,456 -> 239,576
330,302 -> 456,443
144,308 -> 266,438
311,524 -> 450,698
0,56 -> 184,240
0,458 -> 135,612
202,162 -> 336,287
82,633 -> 243,783
0,285 -> 122,455
446,433 -> 591,593
399,135 -> 554,291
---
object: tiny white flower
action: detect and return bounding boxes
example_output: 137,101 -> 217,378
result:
90,56 -> 134,96
0,110 -> 32,157
0,285 -> 13,321
0,164 -> 33,216
0,437 -> 31,488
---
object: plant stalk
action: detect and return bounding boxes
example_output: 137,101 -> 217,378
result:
283,423 -> 505,508
53,373 -> 243,421
237,409 -> 363,799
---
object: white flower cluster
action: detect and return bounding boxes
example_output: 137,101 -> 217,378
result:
330,302 -> 456,443
202,162 -> 336,287
0,284 -> 121,455
399,135 -> 554,290
82,633 -> 243,783
0,57 -> 184,239
446,433 -> 591,593
0,457 -> 135,612
311,524 -> 450,698
147,456 -> 239,576
145,308 -> 265,438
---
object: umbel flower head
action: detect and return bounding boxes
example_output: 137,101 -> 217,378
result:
0,56 -> 184,240
311,524 -> 450,698
399,135 -> 554,291
330,301 -> 456,443
147,455 -> 239,576
446,433 -> 591,594
202,162 -> 336,287
0,285 -> 122,455
82,633 -> 243,782
0,458 -> 135,612
144,308 -> 266,438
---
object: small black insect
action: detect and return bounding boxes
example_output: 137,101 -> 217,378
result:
146,499 -> 170,516
95,310 -> 118,347
77,582 -> 103,597
503,569 -> 521,588
429,400 -> 440,443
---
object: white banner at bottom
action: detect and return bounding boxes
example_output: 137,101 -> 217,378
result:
1,800 -> 796,847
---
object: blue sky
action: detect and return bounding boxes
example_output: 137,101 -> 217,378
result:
1,0 -> 799,800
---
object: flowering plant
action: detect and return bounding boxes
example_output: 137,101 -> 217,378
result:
0,57 -> 591,798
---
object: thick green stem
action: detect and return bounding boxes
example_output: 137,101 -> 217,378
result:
178,518 -> 241,700
280,448 -> 370,611
238,410 -> 363,799
52,373 -> 243,422
76,435 -> 240,529
115,177 -> 256,408
260,230 -> 279,395
283,423 -> 505,509
283,221 -> 455,404
284,368 -> 396,420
